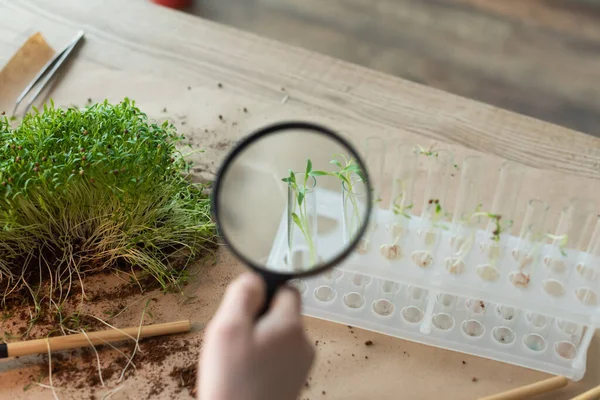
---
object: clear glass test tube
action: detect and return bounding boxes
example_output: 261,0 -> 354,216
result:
364,136 -> 386,208
446,156 -> 483,274
509,200 -> 549,288
287,174 -> 318,271
356,137 -> 384,253
412,150 -> 453,268
542,198 -> 595,297
575,217 -> 600,306
342,177 -> 368,249
381,143 -> 418,260
477,161 -> 525,282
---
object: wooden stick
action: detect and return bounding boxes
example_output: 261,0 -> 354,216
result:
478,376 -> 569,400
2,320 -> 191,358
571,384 -> 600,400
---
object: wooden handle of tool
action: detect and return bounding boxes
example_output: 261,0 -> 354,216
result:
478,376 -> 569,400
7,320 -> 191,357
570,384 -> 600,400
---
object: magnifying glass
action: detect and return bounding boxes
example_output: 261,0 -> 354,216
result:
212,121 -> 372,316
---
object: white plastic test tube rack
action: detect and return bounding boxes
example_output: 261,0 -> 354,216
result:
267,156 -> 599,381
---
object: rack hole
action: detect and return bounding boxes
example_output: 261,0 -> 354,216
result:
288,279 -> 307,295
323,269 -> 343,281
373,299 -> 395,316
432,313 -> 455,331
495,305 -> 518,322
476,264 -> 500,282
352,273 -> 371,287
461,320 -> 484,338
314,286 -> 336,302
436,293 -> 458,308
401,306 -> 424,324
343,292 -> 365,309
555,341 -> 577,360
542,279 -> 565,297
465,299 -> 486,315
381,280 -> 400,294
526,313 -> 548,329
408,286 -> 427,301
493,326 -> 515,345
575,288 -> 598,306
557,320 -> 579,335
523,334 -> 547,352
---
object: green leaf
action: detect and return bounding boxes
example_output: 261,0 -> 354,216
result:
298,190 -> 304,207
308,171 -> 329,176
306,159 -> 312,175
343,163 -> 361,173
330,159 -> 342,169
291,212 -> 304,233
356,170 -> 366,182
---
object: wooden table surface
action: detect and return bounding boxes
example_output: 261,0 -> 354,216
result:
1,0 -> 599,399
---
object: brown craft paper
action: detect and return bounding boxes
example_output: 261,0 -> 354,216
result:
0,32 -> 55,113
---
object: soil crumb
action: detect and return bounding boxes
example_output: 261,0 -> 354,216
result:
170,363 -> 198,397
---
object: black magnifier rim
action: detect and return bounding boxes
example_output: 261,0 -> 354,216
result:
211,121 -> 373,280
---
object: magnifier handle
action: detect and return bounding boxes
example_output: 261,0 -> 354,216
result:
257,276 -> 285,319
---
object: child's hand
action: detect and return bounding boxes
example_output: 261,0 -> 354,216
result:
199,272 -> 314,400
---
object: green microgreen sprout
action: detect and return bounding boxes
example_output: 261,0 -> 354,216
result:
391,179 -> 413,220
282,159 -> 319,265
416,145 -> 438,158
0,99 -> 217,315
547,233 -> 569,257
283,155 -> 365,253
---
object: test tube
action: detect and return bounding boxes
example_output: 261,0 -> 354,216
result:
575,217 -> 600,306
412,150 -> 453,268
287,174 -> 318,271
380,143 -> 418,260
477,161 -> 525,282
446,156 -> 483,274
342,176 -> 368,245
357,137 -> 385,253
577,217 -> 600,281
364,136 -> 386,207
509,200 -> 548,288
542,198 -> 595,298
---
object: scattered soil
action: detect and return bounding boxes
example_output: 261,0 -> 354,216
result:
169,363 -> 198,396
364,340 -> 373,346
462,361 -> 466,365
472,377 -> 478,382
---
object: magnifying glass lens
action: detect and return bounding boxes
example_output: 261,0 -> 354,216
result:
214,123 -> 371,279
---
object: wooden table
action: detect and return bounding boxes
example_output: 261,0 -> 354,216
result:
0,0 -> 599,399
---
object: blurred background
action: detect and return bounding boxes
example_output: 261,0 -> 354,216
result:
157,0 -> 600,138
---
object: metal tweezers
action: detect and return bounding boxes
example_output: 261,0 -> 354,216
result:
13,30 -> 85,115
